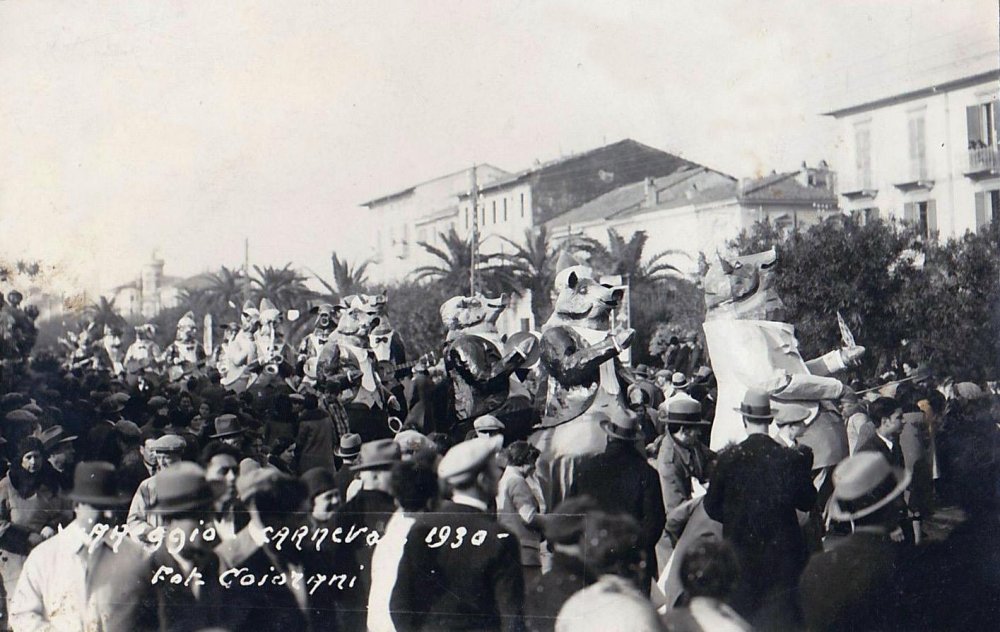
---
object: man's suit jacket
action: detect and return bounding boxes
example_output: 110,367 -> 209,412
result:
799,532 -> 904,632
215,527 -> 312,632
570,441 -> 666,553
856,432 -> 905,468
524,551 -> 596,632
391,500 -> 525,632
150,547 -> 240,632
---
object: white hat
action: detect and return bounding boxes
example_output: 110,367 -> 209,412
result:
473,415 -> 505,433
437,436 -> 503,483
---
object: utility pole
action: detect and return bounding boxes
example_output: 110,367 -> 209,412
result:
469,165 -> 479,295
243,237 -> 251,301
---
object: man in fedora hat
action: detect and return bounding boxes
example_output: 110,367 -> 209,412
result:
128,434 -> 187,547
37,424 -> 78,492
333,432 -> 362,502
704,388 -> 817,630
568,412 -> 665,593
799,452 -> 911,632
10,462 -> 158,631
210,413 -> 245,449
330,439 -> 401,631
393,436 -> 525,631
656,397 -> 713,525
148,462 -> 240,631
86,395 -> 125,463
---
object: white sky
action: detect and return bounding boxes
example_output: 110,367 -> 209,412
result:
0,0 -> 994,295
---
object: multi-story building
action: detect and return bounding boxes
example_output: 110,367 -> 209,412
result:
361,165 -> 511,283
547,162 -> 839,274
825,34 -> 999,238
360,139 -> 699,332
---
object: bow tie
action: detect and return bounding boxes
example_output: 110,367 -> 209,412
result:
373,336 -> 389,344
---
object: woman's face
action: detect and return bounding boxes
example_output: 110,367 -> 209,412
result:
198,403 -> 211,418
280,444 -> 296,464
21,450 -> 42,474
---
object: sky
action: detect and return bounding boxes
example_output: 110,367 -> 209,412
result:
0,0 -> 995,296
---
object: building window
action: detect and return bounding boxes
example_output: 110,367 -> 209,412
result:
503,198 -> 508,222
854,124 -> 872,189
400,224 -> 410,257
465,207 -> 469,229
492,201 -> 497,224
520,193 -> 525,218
908,113 -> 927,180
903,200 -> 936,238
967,101 -> 999,148
975,189 -> 1000,230
480,206 -> 486,226
416,227 -> 426,244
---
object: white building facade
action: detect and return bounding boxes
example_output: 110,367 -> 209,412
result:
827,38 -> 1000,238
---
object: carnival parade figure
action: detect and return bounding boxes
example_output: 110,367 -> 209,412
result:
93,325 -> 126,378
297,303 -> 341,390
250,298 -> 294,389
123,323 -> 162,385
316,296 -> 398,442
701,247 -> 864,489
439,293 -> 535,441
162,311 -> 207,383
529,253 -> 637,507
219,301 -> 259,393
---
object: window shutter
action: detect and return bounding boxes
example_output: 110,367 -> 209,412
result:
903,202 -> 915,223
992,101 -> 1000,145
927,200 -> 937,234
916,118 -> 927,178
967,105 -> 983,145
975,192 -> 987,230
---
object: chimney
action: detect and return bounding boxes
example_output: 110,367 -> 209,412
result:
644,177 -> 657,207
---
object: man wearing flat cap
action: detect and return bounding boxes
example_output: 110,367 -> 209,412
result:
127,434 -> 187,547
330,439 -> 401,632
704,389 -> 816,630
392,436 -> 525,632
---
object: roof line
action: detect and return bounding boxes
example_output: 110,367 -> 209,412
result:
359,163 -> 508,207
822,68 -> 1000,117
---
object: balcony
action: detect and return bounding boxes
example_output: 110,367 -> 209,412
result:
965,146 -> 1000,180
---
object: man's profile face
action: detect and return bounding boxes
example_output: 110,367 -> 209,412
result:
205,454 -> 238,501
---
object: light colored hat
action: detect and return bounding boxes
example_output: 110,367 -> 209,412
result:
665,397 -> 710,426
211,414 -> 243,438
473,415 -> 505,433
772,402 -> 812,426
670,372 -> 689,389
394,429 -> 431,453
827,452 -> 911,522
176,311 -> 196,329
954,382 -> 984,401
236,467 -> 282,501
35,424 -> 79,449
335,433 -> 362,458
438,436 -> 503,483
150,434 -> 186,454
735,388 -> 773,420
351,439 -> 402,471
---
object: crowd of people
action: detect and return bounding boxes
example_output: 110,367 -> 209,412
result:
0,281 -> 996,632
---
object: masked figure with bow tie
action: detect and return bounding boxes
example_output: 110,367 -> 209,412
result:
297,302 -> 342,390
123,323 -> 162,386
316,296 -> 399,442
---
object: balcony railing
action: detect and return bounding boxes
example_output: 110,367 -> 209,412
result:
968,146 -> 1000,175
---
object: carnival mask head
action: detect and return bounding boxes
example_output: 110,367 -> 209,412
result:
134,324 -> 156,342
702,247 -> 784,321
240,300 -> 260,332
310,303 -> 340,333
175,311 -> 197,343
102,325 -> 123,349
439,293 -> 509,334
334,297 -> 380,340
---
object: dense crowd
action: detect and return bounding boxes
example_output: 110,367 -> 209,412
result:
0,282 -> 996,632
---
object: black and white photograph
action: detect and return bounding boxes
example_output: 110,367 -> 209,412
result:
0,1 -> 998,630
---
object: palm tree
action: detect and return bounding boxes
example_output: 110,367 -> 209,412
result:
331,253 -> 371,297
411,227 -> 516,297
251,263 -> 315,311
84,296 -> 125,330
578,229 -> 687,288
180,266 -> 246,320
496,226 -> 560,323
